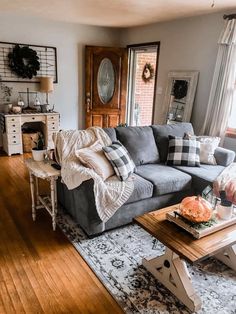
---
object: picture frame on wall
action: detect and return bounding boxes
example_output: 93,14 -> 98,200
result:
0,41 -> 58,83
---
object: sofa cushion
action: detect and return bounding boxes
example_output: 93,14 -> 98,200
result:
115,126 -> 160,166
126,173 -> 153,204
151,123 -> 194,162
103,128 -> 117,142
173,164 -> 225,193
135,164 -> 192,196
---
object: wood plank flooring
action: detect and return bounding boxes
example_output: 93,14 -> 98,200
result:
0,153 -> 123,314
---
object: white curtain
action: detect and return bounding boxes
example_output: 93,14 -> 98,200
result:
201,18 -> 236,138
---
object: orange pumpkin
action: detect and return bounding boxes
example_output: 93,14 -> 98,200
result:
180,195 -> 212,223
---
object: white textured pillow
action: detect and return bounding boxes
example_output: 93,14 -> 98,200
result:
184,134 -> 220,165
198,136 -> 220,165
76,140 -> 114,180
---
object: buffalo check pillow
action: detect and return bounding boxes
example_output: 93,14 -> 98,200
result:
167,135 -> 200,167
103,141 -> 135,181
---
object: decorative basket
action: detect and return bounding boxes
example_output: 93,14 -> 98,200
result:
22,132 -> 38,153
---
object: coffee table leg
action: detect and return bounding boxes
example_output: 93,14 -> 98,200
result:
215,244 -> 236,271
143,248 -> 202,312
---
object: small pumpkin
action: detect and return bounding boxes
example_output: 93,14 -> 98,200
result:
180,195 -> 212,223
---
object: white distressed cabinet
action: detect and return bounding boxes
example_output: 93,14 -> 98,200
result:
0,112 -> 60,156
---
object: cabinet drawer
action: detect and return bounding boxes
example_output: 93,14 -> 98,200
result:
47,115 -> 59,121
7,127 -> 21,134
6,121 -> 20,128
6,122 -> 21,134
6,116 -> 21,123
21,115 -> 45,123
7,134 -> 21,145
47,121 -> 59,131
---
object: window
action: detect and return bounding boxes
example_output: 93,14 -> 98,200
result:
228,100 -> 236,129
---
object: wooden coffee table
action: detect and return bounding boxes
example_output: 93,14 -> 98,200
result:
134,204 -> 236,312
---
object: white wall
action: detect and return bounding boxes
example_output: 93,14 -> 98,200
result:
1,11 -> 235,153
120,11 -> 233,134
0,14 -> 119,133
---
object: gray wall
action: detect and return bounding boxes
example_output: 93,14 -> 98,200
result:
0,14 -> 119,132
120,11 -> 229,134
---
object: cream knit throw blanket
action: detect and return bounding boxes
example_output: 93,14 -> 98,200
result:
54,127 -> 134,222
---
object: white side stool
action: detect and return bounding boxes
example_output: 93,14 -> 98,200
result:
25,158 -> 61,231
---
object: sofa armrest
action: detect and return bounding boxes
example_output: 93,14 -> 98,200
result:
214,147 -> 235,166
57,179 -> 105,236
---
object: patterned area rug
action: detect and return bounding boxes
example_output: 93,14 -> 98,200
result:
57,213 -> 236,314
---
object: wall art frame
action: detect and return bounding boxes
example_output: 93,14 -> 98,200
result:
0,41 -> 58,83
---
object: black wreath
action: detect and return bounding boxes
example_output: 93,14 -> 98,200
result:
8,44 -> 40,79
142,63 -> 155,83
172,80 -> 188,100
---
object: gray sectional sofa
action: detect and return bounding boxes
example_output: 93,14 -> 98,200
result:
57,123 -> 235,237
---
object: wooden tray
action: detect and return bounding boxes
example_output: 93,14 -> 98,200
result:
166,208 -> 236,239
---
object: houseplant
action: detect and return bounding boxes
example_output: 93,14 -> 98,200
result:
31,133 -> 46,161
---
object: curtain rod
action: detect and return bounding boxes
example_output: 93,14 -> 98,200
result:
223,14 -> 236,20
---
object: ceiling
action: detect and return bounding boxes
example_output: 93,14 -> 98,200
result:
0,0 -> 236,27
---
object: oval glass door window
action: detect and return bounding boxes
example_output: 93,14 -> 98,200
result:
97,58 -> 115,104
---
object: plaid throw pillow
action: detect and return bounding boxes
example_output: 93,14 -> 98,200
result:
103,141 -> 135,181
167,136 -> 200,167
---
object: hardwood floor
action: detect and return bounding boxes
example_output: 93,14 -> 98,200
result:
0,153 -> 123,314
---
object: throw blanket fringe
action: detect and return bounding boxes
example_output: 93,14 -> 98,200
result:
54,127 -> 134,222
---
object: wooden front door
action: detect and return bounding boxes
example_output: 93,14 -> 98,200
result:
85,46 -> 128,128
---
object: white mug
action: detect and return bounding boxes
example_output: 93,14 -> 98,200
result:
217,204 -> 233,220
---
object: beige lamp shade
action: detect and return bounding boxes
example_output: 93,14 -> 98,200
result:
40,77 -> 54,93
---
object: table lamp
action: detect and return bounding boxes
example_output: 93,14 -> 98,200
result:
40,76 -> 54,105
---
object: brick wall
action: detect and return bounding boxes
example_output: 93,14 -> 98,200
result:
134,52 -> 157,126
